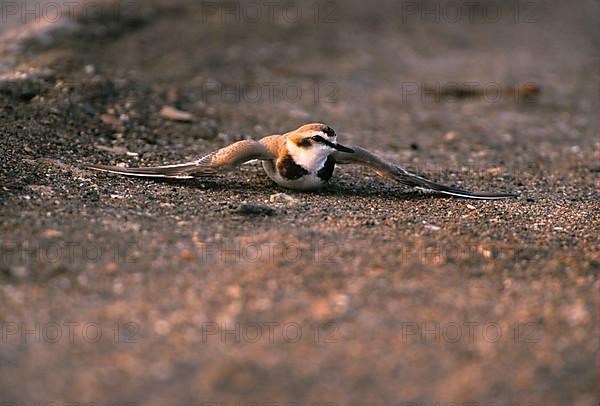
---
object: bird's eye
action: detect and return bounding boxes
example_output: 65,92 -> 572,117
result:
312,135 -> 325,142
297,138 -> 312,148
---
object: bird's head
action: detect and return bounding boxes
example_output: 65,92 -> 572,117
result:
286,124 -> 354,156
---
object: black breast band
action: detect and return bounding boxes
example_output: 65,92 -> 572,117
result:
317,156 -> 335,181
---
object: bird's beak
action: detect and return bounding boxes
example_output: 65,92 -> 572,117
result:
332,143 -> 355,153
320,139 -> 354,153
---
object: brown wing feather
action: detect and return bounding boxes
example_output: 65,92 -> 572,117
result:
333,146 -> 516,200
87,139 -> 278,179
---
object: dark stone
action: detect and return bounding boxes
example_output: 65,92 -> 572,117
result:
236,204 -> 275,216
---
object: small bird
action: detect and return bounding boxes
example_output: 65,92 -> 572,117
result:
87,123 -> 516,199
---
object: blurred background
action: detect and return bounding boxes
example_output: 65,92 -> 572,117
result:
1,1 -> 598,405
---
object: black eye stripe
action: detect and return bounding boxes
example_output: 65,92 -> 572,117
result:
297,138 -> 312,148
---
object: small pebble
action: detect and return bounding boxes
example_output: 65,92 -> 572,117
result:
269,193 -> 298,205
289,109 -> 310,119
444,131 -> 458,141
100,114 -> 124,131
105,262 -> 118,273
154,320 -> 171,335
159,106 -> 193,122
178,251 -> 195,261
96,145 -> 131,155
10,266 -> 29,279
42,229 -> 62,238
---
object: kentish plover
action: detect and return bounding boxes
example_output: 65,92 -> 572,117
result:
87,123 -> 515,199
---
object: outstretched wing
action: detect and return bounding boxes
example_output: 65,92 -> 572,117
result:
87,139 -> 277,179
333,146 -> 516,200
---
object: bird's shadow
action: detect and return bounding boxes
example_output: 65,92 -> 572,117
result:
116,174 -> 448,202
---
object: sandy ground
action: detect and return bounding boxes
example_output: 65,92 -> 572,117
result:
0,1 -> 598,405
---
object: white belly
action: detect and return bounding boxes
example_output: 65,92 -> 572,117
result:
262,161 -> 327,191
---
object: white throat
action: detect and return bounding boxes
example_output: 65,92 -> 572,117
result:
286,139 -> 332,172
